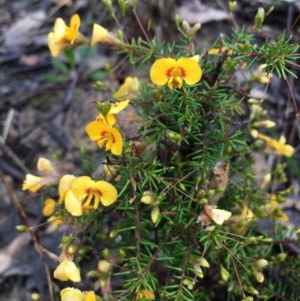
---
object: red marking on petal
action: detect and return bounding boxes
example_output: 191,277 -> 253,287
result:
96,189 -> 103,196
166,67 -> 174,78
178,67 -> 186,77
100,131 -> 108,137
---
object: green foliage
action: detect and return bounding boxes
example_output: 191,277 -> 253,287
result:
24,2 -> 300,301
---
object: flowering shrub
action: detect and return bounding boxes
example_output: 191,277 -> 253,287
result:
21,1 -> 300,300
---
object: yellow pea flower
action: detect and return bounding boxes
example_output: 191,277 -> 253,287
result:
71,176 -> 118,209
91,23 -> 120,46
60,288 -> 96,301
86,121 -> 123,156
113,77 -> 140,99
150,57 -> 202,89
48,14 -> 86,57
251,129 -> 294,157
22,158 -> 60,192
208,46 -> 234,55
203,205 -> 232,225
53,259 -> 81,282
139,289 -> 155,300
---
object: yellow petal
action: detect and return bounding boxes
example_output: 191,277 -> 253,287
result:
208,46 -> 228,54
65,190 -> 83,216
68,14 -> 80,44
110,127 -> 123,156
48,32 -> 66,57
71,176 -> 94,200
204,205 -> 232,225
281,144 -> 294,157
84,291 -> 96,301
61,288 -> 84,301
53,18 -> 67,42
91,24 -> 108,46
43,198 -> 56,216
59,174 -> 76,202
22,174 -> 43,192
139,289 -> 155,300
37,158 -> 55,174
95,113 -> 116,126
94,181 -> 118,206
150,58 -> 176,86
109,99 -> 130,114
176,58 -> 202,85
86,120 -> 110,141
54,259 -> 81,282
113,77 -> 140,99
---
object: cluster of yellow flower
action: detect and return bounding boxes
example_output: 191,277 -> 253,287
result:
48,14 -> 120,57
23,158 -> 118,217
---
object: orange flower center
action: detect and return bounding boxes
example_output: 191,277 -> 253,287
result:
166,67 -> 186,78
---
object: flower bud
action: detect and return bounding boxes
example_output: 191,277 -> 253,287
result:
174,14 -> 180,29
191,23 -> 201,35
241,297 -> 254,301
132,0 -> 138,12
195,265 -> 204,278
151,206 -> 160,224
275,253 -> 287,262
16,225 -> 30,232
182,20 -> 191,34
102,0 -> 113,13
253,120 -> 276,128
118,0 -> 130,16
198,257 -> 210,268
141,191 -> 155,204
254,7 -> 265,30
228,1 -> 237,13
254,259 -> 268,269
98,259 -> 112,274
220,265 -> 230,282
102,248 -> 110,260
96,101 -> 112,116
253,269 -> 264,283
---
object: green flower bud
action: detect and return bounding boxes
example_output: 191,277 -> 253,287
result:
199,198 -> 208,205
220,265 -> 230,282
254,259 -> 268,269
174,14 -> 181,29
254,7 -> 265,30
228,1 -> 237,13
199,257 -> 210,268
243,285 -> 259,295
96,101 -> 111,116
275,253 -> 287,262
182,20 -> 191,35
118,0 -> 130,16
241,297 -> 254,301
252,269 -> 264,283
151,206 -> 160,224
102,248 -> 110,260
141,191 -> 155,204
102,0 -> 113,13
132,0 -> 138,12
191,23 -> 201,35
15,225 -> 30,232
